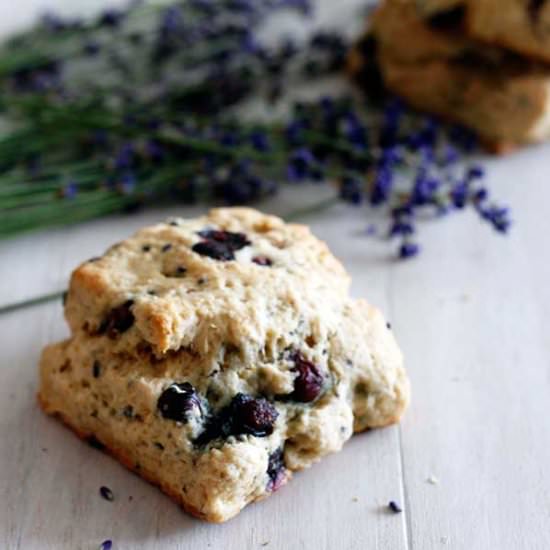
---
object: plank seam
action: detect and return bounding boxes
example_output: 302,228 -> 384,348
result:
397,425 -> 413,550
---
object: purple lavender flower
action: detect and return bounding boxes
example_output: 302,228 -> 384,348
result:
287,148 -> 316,181
250,131 -> 270,152
83,41 -> 101,56
479,206 -> 511,233
145,140 -> 164,163
467,165 -> 485,180
160,6 -> 184,35
450,181 -> 469,209
390,221 -> 415,237
441,144 -> 460,166
473,188 -> 488,202
411,171 -> 439,206
370,167 -> 393,206
339,175 -> 363,205
99,9 -> 124,28
41,12 -> 66,32
114,143 -> 135,171
344,116 -> 368,150
63,181 -> 78,199
118,173 -> 136,195
399,242 -> 420,259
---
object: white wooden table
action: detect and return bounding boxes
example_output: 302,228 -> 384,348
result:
1,2 -> 550,549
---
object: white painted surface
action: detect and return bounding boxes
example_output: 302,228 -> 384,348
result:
1,2 -> 550,550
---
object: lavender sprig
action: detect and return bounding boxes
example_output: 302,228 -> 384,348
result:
0,0 -> 511,258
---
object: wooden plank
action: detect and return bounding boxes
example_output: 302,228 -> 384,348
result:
394,146 -> 550,550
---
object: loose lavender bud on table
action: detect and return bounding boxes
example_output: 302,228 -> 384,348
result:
99,486 -> 114,502
388,501 -> 402,514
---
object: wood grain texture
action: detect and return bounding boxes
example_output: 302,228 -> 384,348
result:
393,146 -> 550,550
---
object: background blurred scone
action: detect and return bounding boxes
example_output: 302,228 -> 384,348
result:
351,0 -> 550,151
417,0 -> 550,63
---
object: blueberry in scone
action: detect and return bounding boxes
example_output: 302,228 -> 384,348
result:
39,207 -> 409,522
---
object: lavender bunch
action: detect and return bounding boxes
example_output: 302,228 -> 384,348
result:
0,0 -> 510,258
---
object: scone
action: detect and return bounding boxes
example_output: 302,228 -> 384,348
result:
351,0 -> 550,151
467,1 -> 550,63
39,207 -> 409,523
418,0 -> 550,64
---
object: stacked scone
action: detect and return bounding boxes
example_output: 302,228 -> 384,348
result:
39,207 -> 409,522
350,0 -> 550,152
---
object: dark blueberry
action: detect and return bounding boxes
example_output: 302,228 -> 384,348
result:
141,244 -> 151,252
175,266 -> 187,276
99,541 -> 113,550
122,405 -> 134,418
162,243 -> 172,252
197,230 -> 251,250
154,442 -> 164,450
192,230 -> 251,261
195,394 -> 278,445
267,448 -> 286,492
98,300 -> 135,337
388,501 -> 402,514
100,486 -> 114,502
92,360 -> 101,378
230,394 -> 279,437
252,256 -> 273,266
194,416 -> 226,446
157,382 -> 201,422
192,240 -> 236,261
290,353 -> 324,403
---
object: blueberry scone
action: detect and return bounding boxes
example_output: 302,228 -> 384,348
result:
351,0 -> 550,151
39,207 -> 409,522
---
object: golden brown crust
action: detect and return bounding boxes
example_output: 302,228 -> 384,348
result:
38,392 -> 223,522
